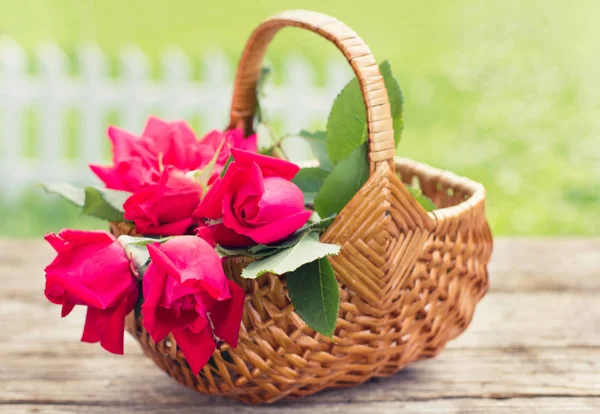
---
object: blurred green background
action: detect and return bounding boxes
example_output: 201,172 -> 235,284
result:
1,0 -> 598,236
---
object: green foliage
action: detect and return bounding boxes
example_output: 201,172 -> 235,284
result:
313,144 -> 369,218
324,73 -> 368,166
379,60 -> 404,146
219,155 -> 234,178
44,182 -> 131,222
256,66 -> 272,124
407,186 -> 437,212
325,61 -> 404,165
82,187 -> 130,222
241,233 -> 340,279
299,130 -> 333,171
217,214 -> 336,258
287,257 -> 339,337
292,167 -> 330,204
41,182 -> 85,206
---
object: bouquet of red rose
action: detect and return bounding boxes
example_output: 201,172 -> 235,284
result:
42,116 -> 349,373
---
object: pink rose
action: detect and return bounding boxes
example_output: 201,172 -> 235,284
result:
123,168 -> 202,236
44,230 -> 138,354
89,124 -> 160,192
90,117 -> 257,193
141,236 -> 244,374
194,149 -> 311,246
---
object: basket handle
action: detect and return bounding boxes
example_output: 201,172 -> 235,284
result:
228,10 -> 396,174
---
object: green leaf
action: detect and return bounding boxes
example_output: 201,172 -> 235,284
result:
407,186 -> 437,212
325,61 -> 404,164
325,75 -> 367,165
380,60 -> 404,146
314,143 -> 369,218
299,130 -> 333,171
256,66 -> 272,123
42,182 -> 85,206
300,213 -> 336,233
219,155 -> 234,178
216,215 -> 337,259
287,257 -> 339,337
43,182 -> 132,222
292,167 -> 330,204
82,187 -> 131,222
259,145 -> 276,156
241,233 -> 340,279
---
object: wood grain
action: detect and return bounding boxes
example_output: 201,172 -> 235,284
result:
3,399 -> 600,414
1,238 -> 599,412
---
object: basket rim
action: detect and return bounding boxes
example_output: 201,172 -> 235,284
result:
299,156 -> 486,223
393,156 -> 486,222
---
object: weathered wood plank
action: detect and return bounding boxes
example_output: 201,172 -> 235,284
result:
488,238 -> 600,292
2,398 -> 600,413
2,291 -> 599,351
2,238 -> 599,294
2,344 -> 599,404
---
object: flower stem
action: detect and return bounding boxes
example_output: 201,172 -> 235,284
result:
262,123 -> 291,160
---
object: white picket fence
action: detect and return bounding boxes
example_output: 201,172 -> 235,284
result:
0,39 -> 351,200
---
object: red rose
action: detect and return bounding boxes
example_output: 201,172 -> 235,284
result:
123,168 -> 203,236
90,117 -> 257,193
44,230 -> 138,354
194,149 -> 311,246
141,236 -> 244,374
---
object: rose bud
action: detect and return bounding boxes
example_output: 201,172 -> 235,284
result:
141,236 -> 244,374
43,230 -> 138,354
193,148 -> 311,246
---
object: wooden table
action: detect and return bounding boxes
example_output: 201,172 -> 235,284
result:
1,238 -> 599,413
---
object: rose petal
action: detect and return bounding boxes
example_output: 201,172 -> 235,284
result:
231,148 -> 299,180
142,245 -> 178,342
194,225 -> 216,248
81,281 -> 137,355
227,129 -> 258,153
89,164 -> 125,190
211,280 -> 245,347
142,116 -> 171,137
135,218 -> 194,236
193,163 -> 242,220
249,177 -> 305,224
239,210 -> 312,244
209,223 -> 254,247
124,169 -> 202,236
61,302 -> 75,318
157,237 -> 230,301
44,234 -> 132,310
172,326 -> 216,375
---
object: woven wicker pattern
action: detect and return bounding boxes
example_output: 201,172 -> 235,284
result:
115,10 -> 492,405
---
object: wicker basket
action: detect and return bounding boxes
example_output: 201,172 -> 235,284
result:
113,10 -> 492,404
